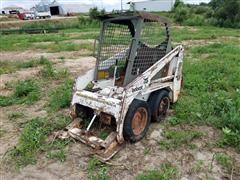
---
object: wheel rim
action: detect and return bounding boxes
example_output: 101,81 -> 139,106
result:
158,97 -> 169,117
132,107 -> 148,136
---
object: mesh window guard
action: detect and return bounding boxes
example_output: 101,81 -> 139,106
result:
98,23 -> 132,73
131,20 -> 167,75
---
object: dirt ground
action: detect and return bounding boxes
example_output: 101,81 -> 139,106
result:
0,39 -> 240,180
1,121 -> 239,179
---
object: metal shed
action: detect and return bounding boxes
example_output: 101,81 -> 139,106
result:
49,0 -> 93,15
128,0 -> 176,12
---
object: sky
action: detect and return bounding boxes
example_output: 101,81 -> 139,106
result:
0,0 -> 211,11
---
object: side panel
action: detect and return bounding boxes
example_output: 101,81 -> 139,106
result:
117,45 -> 184,141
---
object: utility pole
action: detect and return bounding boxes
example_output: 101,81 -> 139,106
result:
121,0 -> 123,11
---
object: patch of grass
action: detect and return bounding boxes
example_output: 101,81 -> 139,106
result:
159,130 -> 202,150
34,42 -> 93,52
16,56 -> 50,69
46,149 -> 66,162
215,153 -> 234,173
48,79 -> 74,111
0,61 -> 16,75
173,42 -> 240,151
136,161 -> 178,180
6,115 -> 71,168
0,96 -> 15,107
87,158 -> 109,180
44,139 -> 70,162
8,112 -> 25,120
172,26 -> 240,42
50,115 -> 72,131
0,129 -> 7,138
99,131 -> 109,140
218,127 -> 240,151
17,60 -> 37,69
8,117 -> 50,168
0,79 -> 40,107
191,160 -> 204,174
39,62 -> 69,79
0,26 -> 97,52
0,57 -> 50,75
14,79 -> 40,104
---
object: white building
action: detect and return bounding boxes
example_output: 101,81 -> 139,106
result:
49,0 -> 93,15
31,0 -> 93,15
128,0 -> 176,12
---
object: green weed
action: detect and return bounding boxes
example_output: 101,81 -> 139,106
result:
0,96 -> 15,106
0,57 -> 50,75
99,131 -> 109,140
0,129 -> 7,138
0,79 -> 40,107
159,130 -> 202,150
39,62 -> 68,79
50,115 -> 72,131
172,26 -> 240,42
48,79 -> 74,111
6,115 -> 71,168
8,117 -> 49,168
45,139 -> 70,162
0,27 -> 96,52
16,57 -> 50,69
215,153 -> 234,173
8,112 -> 25,120
34,42 -> 93,52
173,42 -> 240,151
46,149 -> 66,162
218,128 -> 240,151
87,158 -> 109,180
191,160 -> 204,174
136,161 -> 178,180
0,61 -> 16,75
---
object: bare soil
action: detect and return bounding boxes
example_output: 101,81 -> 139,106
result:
0,49 -> 92,62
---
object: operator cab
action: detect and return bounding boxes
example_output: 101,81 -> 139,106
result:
93,11 -> 172,87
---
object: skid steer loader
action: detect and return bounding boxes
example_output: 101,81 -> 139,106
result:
61,12 -> 184,161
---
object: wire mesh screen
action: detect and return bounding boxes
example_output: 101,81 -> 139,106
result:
131,21 -> 167,75
97,22 -> 132,79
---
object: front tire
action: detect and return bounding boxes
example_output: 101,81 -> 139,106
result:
123,99 -> 151,143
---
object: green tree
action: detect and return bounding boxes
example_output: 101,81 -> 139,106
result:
89,7 -> 106,20
173,0 -> 184,11
209,0 -> 240,27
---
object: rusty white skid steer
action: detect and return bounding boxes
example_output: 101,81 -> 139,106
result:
61,12 -> 184,161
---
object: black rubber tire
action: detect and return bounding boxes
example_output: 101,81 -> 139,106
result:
123,99 -> 151,143
148,90 -> 170,122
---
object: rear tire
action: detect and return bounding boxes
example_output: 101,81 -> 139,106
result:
149,90 -> 170,122
123,99 -> 151,143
